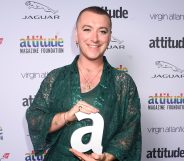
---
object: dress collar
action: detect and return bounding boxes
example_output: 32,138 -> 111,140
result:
70,55 -> 112,73
69,55 -> 113,105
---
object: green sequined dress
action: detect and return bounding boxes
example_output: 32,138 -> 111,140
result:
26,56 -> 141,161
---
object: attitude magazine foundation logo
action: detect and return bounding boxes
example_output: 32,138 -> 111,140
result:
19,35 -> 64,54
0,153 -> 10,161
0,37 -> 3,45
116,65 -> 128,72
25,151 -> 46,161
148,93 -> 184,110
22,1 -> 60,20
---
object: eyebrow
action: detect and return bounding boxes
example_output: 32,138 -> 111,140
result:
82,25 -> 109,31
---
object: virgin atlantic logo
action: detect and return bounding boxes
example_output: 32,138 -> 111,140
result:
0,126 -> 3,140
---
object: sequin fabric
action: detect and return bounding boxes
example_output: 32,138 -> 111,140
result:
26,56 -> 141,161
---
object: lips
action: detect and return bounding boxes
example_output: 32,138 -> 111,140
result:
88,44 -> 101,48
89,45 -> 98,48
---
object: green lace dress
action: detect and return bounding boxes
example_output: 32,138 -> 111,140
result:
26,56 -> 141,161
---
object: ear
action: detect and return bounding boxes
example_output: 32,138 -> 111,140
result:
108,31 -> 112,43
75,28 -> 78,43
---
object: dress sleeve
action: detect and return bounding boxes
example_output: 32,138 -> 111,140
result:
26,69 -> 60,155
105,74 -> 142,161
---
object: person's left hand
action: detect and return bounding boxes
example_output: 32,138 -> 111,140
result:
69,148 -> 105,161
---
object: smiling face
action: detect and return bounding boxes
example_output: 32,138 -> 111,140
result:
75,11 -> 111,61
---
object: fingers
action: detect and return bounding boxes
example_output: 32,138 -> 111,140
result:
90,153 -> 100,160
66,101 -> 99,122
69,149 -> 105,161
90,153 -> 105,160
69,149 -> 92,161
76,101 -> 99,114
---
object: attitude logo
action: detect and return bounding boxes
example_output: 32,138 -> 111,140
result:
101,6 -> 128,19
146,147 -> 184,159
25,150 -> 46,161
152,61 -> 184,79
22,1 -> 60,20
22,95 -> 35,107
0,126 -> 3,140
0,153 -> 10,161
107,36 -> 125,50
19,35 -> 64,54
150,13 -> 184,21
0,37 -> 3,45
149,37 -> 184,48
21,72 -> 48,80
148,93 -> 184,110
116,65 -> 128,72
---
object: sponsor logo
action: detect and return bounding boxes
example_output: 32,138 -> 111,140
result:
0,126 -> 3,140
22,95 -> 35,107
22,15 -> 60,20
101,6 -> 128,18
146,147 -> 184,159
149,37 -> 184,48
21,72 -> 48,80
155,61 -> 184,73
0,37 -> 3,45
25,150 -> 46,161
150,13 -> 184,21
107,36 -> 125,50
25,1 -> 58,14
116,65 -> 128,72
147,126 -> 184,134
152,61 -> 184,79
148,93 -> 184,110
23,1 -> 60,20
19,35 -> 64,54
0,153 -> 10,161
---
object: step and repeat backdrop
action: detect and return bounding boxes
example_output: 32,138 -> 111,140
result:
0,0 -> 184,160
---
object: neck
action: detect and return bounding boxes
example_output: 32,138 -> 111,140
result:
78,55 -> 104,72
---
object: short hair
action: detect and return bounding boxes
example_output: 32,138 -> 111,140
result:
76,6 -> 112,29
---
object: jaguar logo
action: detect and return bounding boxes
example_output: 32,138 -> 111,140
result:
25,1 -> 58,14
155,61 -> 184,73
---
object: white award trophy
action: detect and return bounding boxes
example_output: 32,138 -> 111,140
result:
70,112 -> 104,154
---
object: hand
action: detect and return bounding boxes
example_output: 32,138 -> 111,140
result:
65,101 -> 99,122
69,148 -> 106,161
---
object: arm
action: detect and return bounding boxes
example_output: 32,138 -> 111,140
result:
26,69 -> 61,154
105,74 -> 142,161
49,101 -> 99,132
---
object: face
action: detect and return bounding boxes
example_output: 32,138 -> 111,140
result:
75,11 -> 111,61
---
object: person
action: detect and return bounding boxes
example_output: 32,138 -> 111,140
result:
26,6 -> 141,161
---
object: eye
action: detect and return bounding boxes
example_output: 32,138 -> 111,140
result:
83,28 -> 91,32
100,30 -> 108,35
